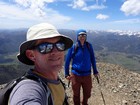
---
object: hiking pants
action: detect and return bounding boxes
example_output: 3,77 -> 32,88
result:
71,74 -> 92,105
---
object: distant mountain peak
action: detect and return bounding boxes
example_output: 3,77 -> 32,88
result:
88,29 -> 140,37
107,30 -> 140,37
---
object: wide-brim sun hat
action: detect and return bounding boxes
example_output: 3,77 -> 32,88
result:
17,23 -> 73,65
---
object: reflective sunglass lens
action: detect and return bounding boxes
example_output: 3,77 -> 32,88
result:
36,42 -> 65,54
56,43 -> 65,51
45,44 -> 53,52
38,43 -> 53,54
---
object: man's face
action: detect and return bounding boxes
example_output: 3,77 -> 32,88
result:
78,34 -> 86,44
27,37 -> 65,73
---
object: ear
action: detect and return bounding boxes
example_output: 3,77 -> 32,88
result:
26,50 -> 36,62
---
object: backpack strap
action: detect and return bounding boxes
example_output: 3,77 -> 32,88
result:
0,74 -> 53,105
72,41 -> 91,58
0,76 -> 27,105
86,42 -> 91,55
58,77 -> 69,105
74,42 -> 79,53
86,42 -> 90,50
72,42 -> 78,58
26,74 -> 68,105
24,74 -> 53,105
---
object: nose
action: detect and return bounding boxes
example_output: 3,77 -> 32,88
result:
51,45 -> 59,52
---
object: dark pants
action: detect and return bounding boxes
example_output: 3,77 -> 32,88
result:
71,74 -> 92,105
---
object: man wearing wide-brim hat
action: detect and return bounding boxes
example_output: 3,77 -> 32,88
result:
8,23 -> 73,105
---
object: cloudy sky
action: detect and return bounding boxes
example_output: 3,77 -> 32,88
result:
0,0 -> 140,31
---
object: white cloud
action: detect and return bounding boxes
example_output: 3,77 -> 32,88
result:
121,0 -> 140,16
72,0 -> 86,8
0,2 -> 34,20
96,14 -> 109,20
15,0 -> 55,7
0,1 -> 71,28
14,0 -> 56,17
68,0 -> 106,11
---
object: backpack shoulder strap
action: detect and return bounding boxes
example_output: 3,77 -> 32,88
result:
72,42 -> 78,58
59,78 -> 66,90
74,42 -> 78,52
85,42 -> 92,59
86,41 -> 91,50
25,74 -> 53,105
0,76 -> 27,105
72,42 -> 92,59
58,78 -> 69,105
0,74 -> 52,105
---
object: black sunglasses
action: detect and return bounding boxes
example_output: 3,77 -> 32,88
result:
34,42 -> 65,54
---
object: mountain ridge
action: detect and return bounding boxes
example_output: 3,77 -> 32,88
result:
0,29 -> 140,104
0,29 -> 140,72
0,29 -> 140,54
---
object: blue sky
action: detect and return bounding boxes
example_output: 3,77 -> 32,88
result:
0,0 -> 140,31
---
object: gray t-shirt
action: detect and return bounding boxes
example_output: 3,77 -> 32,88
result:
8,79 -> 51,105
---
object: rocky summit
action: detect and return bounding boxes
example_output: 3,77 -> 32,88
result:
63,62 -> 140,105
0,62 -> 140,105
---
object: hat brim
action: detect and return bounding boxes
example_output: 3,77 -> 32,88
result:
78,32 -> 87,36
17,34 -> 73,65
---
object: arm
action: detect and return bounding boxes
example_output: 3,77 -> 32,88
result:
9,79 -> 49,105
89,44 -> 99,75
